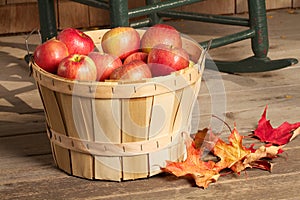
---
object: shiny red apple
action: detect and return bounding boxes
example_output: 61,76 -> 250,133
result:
33,39 -> 69,73
88,52 -> 122,81
110,60 -> 152,81
57,54 -> 97,81
140,24 -> 182,53
57,28 -> 95,55
101,27 -> 140,60
123,52 -> 148,65
147,44 -> 189,77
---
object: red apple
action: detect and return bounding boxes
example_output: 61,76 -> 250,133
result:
88,52 -> 122,81
33,39 -> 69,73
140,24 -> 182,53
123,52 -> 148,65
147,44 -> 189,77
110,60 -> 152,81
101,27 -> 140,60
57,54 -> 97,81
57,28 -> 95,55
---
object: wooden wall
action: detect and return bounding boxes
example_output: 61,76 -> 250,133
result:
0,0 -> 299,35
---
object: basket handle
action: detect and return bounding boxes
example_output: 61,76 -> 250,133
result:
198,39 -> 212,74
25,28 -> 42,75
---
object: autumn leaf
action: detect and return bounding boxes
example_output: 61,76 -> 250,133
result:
161,138 -> 220,188
193,128 -> 219,152
248,160 -> 272,171
290,127 -> 300,142
252,105 -> 300,145
243,144 -> 283,171
193,128 -> 208,149
211,127 -> 251,173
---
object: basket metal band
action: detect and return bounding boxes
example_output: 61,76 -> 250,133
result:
47,128 -> 187,157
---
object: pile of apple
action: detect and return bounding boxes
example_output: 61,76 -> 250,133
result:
33,24 -> 190,82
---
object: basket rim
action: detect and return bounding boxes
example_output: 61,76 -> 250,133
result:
32,61 -> 202,98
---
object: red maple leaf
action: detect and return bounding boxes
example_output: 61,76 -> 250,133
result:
252,105 -> 300,145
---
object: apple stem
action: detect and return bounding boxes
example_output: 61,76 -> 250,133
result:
74,55 -> 81,62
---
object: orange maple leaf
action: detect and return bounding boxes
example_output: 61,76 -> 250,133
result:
211,127 -> 251,173
161,139 -> 220,188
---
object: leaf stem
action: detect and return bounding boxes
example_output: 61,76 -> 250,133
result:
212,114 -> 232,133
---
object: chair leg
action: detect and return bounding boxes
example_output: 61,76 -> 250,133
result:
37,0 -> 57,42
109,0 -> 129,27
206,0 -> 298,73
248,0 -> 269,59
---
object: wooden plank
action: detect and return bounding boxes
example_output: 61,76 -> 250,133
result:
0,82 -> 43,114
58,0 -> 89,29
0,133 -> 51,158
235,0 -> 247,13
266,0 -> 292,10
236,0 -> 292,13
1,145 -> 299,199
88,0 -> 147,27
88,6 -> 110,27
200,65 -> 300,94
194,83 -> 300,140
180,0 -> 235,15
293,0 -> 300,7
6,0 -> 36,4
0,112 -> 45,136
0,154 -> 59,185
0,3 -> 40,34
128,0 -> 146,9
195,105 -> 300,144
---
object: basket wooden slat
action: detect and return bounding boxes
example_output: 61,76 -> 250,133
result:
37,85 -> 72,174
32,29 -> 204,181
93,98 -> 122,180
57,94 -> 94,178
121,96 -> 152,179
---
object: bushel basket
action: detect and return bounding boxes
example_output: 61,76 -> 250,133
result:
31,29 -> 205,181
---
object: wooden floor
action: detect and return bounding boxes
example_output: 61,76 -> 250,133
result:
1,9 -> 300,199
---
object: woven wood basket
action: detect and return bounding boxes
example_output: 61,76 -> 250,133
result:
31,29 -> 204,181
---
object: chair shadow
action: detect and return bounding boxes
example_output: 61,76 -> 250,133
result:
0,40 -> 53,167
